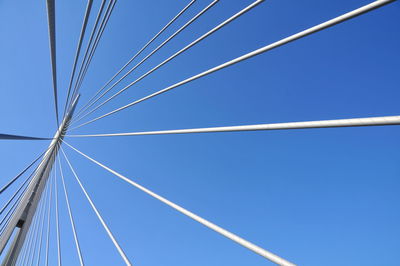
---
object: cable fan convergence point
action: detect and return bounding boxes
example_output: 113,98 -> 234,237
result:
0,95 -> 80,264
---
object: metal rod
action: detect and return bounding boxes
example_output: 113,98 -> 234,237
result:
68,115 -> 400,138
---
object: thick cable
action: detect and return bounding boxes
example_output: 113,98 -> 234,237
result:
68,115 -> 400,138
45,0 -> 60,126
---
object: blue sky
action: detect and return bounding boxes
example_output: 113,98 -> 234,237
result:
0,0 -> 399,265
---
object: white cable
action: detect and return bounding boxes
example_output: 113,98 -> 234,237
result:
72,0 -> 264,125
58,156 -> 84,266
68,115 -> 400,138
36,174 -> 51,266
63,0 -> 94,118
60,147 -> 132,266
73,0 -> 197,119
55,165 -> 62,266
73,0 -> 219,123
63,140 -> 296,266
45,171 -> 54,266
71,0 -> 395,131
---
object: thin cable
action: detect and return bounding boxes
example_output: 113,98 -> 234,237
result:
55,164 -> 62,266
46,0 -> 60,126
63,0 -> 94,118
20,207 -> 39,266
74,0 -> 197,119
58,156 -> 84,266
36,174 -> 51,266
29,182 -> 47,266
70,0 -> 117,107
67,115 -> 400,138
73,0 -> 217,122
25,194 -> 44,266
68,0 -> 265,124
71,0 -> 395,130
0,146 -> 51,194
63,141 -> 295,266
0,170 -> 35,217
45,172 -> 54,266
60,147 -> 132,266
16,226 -> 31,265
72,0 -> 107,95
0,186 -> 27,233
19,228 -> 32,265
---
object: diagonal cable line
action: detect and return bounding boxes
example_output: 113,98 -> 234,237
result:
71,0 -> 264,125
60,147 -> 132,266
36,174 -> 51,266
46,0 -> 60,126
0,188 -> 27,233
29,182 -> 48,266
73,0 -> 218,123
67,115 -> 400,138
45,171 -> 54,266
71,0 -> 263,125
0,133 -> 50,141
63,0 -> 94,118
20,201 -> 41,266
58,156 -> 84,266
72,0 -> 107,95
25,194 -> 44,266
0,165 -> 40,234
71,0 -> 117,103
54,165 -> 62,266
62,140 -> 296,266
72,0 -> 395,130
0,168 -> 36,218
0,146 -> 51,195
73,0 -> 197,119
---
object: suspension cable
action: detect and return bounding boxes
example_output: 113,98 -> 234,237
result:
74,0 -> 197,119
71,0 -> 394,131
60,147 -> 132,266
68,115 -> 400,138
63,140 -> 296,266
53,164 -> 61,266
36,174 -> 51,266
71,0 -> 118,104
45,171 -> 54,266
73,0 -> 218,123
72,0 -> 107,95
45,0 -> 60,126
63,0 -> 94,118
58,156 -> 84,266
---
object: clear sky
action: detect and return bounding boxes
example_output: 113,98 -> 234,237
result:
0,0 -> 399,265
